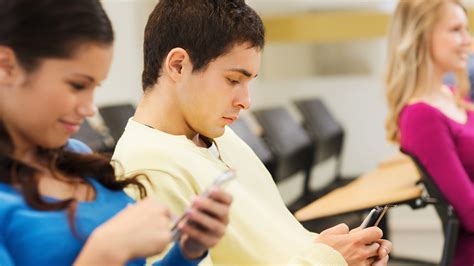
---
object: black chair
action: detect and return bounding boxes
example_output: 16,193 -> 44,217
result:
402,150 -> 460,266
99,104 -> 136,143
253,107 -> 362,233
229,119 -> 276,175
72,120 -> 114,153
253,107 -> 315,195
294,98 -> 353,191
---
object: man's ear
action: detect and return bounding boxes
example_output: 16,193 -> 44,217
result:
0,46 -> 22,87
164,48 -> 192,82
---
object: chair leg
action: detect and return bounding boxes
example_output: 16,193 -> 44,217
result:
334,155 -> 343,181
440,218 -> 459,266
302,167 -> 312,197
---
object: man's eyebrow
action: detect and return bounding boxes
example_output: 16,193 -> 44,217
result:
227,68 -> 258,78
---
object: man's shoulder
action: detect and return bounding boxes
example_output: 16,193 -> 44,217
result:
215,126 -> 257,156
216,126 -> 246,146
113,120 -> 211,173
114,119 -> 180,155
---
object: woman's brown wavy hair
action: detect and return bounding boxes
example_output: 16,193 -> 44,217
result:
0,0 -> 148,235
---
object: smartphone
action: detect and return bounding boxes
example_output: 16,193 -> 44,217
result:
360,205 -> 392,229
170,169 -> 236,241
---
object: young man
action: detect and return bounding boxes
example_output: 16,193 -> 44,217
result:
113,0 -> 392,265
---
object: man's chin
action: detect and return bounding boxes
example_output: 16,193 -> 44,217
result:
202,127 -> 226,139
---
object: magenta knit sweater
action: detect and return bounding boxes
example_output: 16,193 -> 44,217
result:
400,102 -> 474,265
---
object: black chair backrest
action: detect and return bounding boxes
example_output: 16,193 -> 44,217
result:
229,119 -> 276,174
402,149 -> 459,266
294,98 -> 344,163
72,120 -> 113,153
99,104 -> 136,142
253,107 -> 314,184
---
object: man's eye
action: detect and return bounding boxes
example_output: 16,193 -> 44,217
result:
227,78 -> 240,85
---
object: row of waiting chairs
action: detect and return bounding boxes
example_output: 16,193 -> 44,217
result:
230,98 -> 363,233
235,99 -> 348,198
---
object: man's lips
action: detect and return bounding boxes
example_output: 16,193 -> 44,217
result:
222,116 -> 238,124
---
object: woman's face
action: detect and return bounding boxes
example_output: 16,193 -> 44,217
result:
431,2 -> 472,74
0,43 -> 113,151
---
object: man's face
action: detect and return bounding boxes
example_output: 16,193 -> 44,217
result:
176,42 -> 261,139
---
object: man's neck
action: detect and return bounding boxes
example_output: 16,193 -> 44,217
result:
192,134 -> 212,148
134,81 -> 201,144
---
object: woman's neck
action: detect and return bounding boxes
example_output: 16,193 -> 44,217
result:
413,66 -> 446,101
5,123 -> 39,165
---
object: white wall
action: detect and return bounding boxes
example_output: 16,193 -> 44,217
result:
98,0 -> 152,106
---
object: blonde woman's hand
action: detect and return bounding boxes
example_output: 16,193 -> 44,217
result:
76,198 -> 172,265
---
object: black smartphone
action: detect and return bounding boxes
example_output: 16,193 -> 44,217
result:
170,169 -> 236,241
360,205 -> 391,229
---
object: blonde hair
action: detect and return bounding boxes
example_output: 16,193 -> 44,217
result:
385,0 -> 470,143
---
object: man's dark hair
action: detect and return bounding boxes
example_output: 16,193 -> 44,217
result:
142,0 -> 265,90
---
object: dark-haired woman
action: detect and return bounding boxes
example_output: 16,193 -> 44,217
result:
0,0 -> 231,265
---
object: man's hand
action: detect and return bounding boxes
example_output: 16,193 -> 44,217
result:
372,239 -> 391,266
315,224 -> 392,266
178,188 -> 232,260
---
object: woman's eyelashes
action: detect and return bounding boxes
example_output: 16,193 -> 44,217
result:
68,81 -> 88,91
449,23 -> 467,33
450,26 -> 462,32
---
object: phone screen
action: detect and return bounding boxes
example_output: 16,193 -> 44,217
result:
360,205 -> 391,229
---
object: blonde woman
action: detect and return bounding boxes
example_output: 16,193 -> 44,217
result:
386,0 -> 473,265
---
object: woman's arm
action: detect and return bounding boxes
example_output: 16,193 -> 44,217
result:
74,229 -> 128,265
152,243 -> 204,266
74,198 -> 172,265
